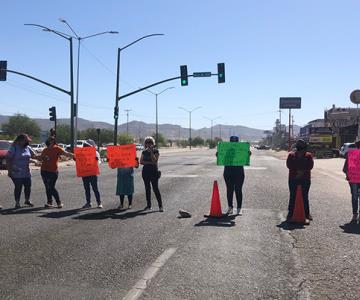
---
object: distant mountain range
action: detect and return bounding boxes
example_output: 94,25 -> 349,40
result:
0,115 -> 266,142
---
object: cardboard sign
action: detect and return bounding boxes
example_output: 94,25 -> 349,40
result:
348,149 -> 360,183
107,144 -> 137,169
217,142 -> 250,166
74,147 -> 100,177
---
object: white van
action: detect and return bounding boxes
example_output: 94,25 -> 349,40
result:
340,143 -> 356,157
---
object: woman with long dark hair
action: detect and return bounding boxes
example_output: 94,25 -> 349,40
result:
140,136 -> 163,212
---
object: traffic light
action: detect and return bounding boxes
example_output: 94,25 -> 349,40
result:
217,63 -> 225,83
0,61 -> 7,81
49,106 -> 56,121
180,65 -> 188,86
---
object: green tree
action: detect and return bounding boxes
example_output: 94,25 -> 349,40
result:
118,133 -> 134,145
2,114 -> 40,139
79,128 -> 115,145
151,133 -> 166,147
191,136 -> 205,147
56,124 -> 71,144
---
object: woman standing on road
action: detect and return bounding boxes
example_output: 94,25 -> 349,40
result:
116,157 -> 139,209
342,139 -> 360,221
140,136 -> 163,212
40,136 -> 74,208
6,134 -> 39,208
221,136 -> 250,216
286,139 -> 314,222
80,139 -> 102,209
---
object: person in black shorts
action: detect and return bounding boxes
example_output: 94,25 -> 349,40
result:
140,136 -> 163,212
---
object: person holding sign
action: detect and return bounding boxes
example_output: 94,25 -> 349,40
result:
217,136 -> 250,216
140,136 -> 163,212
116,157 -> 139,209
286,139 -> 314,221
79,139 -> 102,209
40,136 -> 74,208
343,139 -> 360,221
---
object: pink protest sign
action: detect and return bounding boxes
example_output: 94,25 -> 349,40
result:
348,149 -> 360,183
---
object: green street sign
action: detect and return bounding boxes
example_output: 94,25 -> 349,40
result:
193,72 -> 211,77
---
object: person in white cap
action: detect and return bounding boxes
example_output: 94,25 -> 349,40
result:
80,139 -> 102,209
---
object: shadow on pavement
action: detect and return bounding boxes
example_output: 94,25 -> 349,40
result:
194,215 -> 236,227
0,207 -> 47,215
276,220 -> 305,231
39,208 -> 82,219
339,221 -> 360,234
73,208 -> 157,220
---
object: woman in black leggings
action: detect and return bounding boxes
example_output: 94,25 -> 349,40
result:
140,136 -> 163,212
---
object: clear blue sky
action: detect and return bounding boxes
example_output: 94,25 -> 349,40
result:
2,0 -> 360,131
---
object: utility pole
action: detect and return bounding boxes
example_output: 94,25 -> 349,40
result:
124,109 -> 132,136
292,115 -> 295,137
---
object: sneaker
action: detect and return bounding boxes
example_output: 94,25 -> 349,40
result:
57,203 -> 63,208
225,207 -> 233,215
82,203 -> 92,209
24,201 -> 34,207
128,205 -> 132,209
159,207 -> 164,212
306,214 -> 313,221
352,213 -> 358,222
236,208 -> 242,216
118,204 -> 124,210
0,205 -> 2,210
97,203 -> 103,209
15,203 -> 21,209
45,203 -> 54,208
144,206 -> 152,211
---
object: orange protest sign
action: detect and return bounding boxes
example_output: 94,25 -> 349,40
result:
107,144 -> 137,169
348,149 -> 360,183
74,147 -> 100,177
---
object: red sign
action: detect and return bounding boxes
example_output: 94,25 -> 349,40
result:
107,144 -> 137,169
348,149 -> 360,183
74,147 -> 100,177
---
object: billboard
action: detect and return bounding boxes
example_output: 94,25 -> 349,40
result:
309,127 -> 332,134
279,97 -> 301,109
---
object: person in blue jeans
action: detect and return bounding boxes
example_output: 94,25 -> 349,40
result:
343,139 -> 360,221
80,139 -> 102,209
6,134 -> 40,208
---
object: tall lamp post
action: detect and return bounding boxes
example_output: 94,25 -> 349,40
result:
24,23 -> 75,151
146,87 -> 174,145
113,34 -> 164,145
205,116 -> 221,144
59,19 -> 118,143
178,106 -> 202,150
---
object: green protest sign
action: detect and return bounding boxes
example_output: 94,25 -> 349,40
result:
217,142 -> 250,166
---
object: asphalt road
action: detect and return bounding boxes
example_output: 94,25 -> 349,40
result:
0,149 -> 358,299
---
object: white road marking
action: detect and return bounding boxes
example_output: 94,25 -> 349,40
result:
162,174 -> 199,178
123,248 -> 177,300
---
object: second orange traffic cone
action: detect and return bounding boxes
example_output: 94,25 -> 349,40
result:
204,180 -> 224,218
289,185 -> 306,224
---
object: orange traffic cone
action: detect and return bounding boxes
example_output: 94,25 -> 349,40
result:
289,185 -> 306,224
204,181 -> 224,218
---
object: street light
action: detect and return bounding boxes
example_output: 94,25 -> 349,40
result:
113,34 -> 164,145
124,109 -> 132,135
178,106 -> 202,150
204,116 -> 221,144
24,23 -> 75,151
146,87 -> 175,146
59,18 -> 118,144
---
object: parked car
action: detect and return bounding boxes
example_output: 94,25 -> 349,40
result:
76,140 -> 88,148
257,145 -> 271,150
136,143 -> 144,151
30,143 -> 45,153
57,143 -> 66,149
0,140 -> 11,169
340,143 -> 356,157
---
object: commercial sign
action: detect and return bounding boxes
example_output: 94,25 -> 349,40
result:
309,135 -> 332,143
279,97 -> 301,109
309,127 -> 332,134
